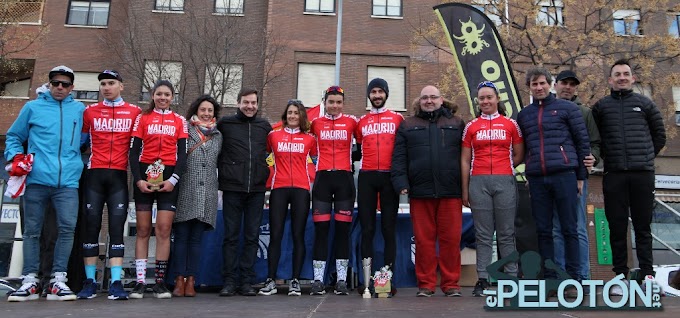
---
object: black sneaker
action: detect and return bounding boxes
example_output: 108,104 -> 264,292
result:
416,288 -> 434,297
334,280 -> 349,295
239,283 -> 256,296
310,280 -> 326,295
288,279 -> 301,296
444,288 -> 462,297
129,282 -> 146,299
219,284 -> 237,297
152,282 -> 172,299
472,279 -> 490,297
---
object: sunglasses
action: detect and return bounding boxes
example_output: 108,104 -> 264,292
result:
287,99 -> 303,106
50,80 -> 73,88
326,86 -> 344,94
477,81 -> 498,91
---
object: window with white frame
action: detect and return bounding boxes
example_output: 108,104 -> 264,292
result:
669,14 -> 680,37
366,66 -> 405,111
672,87 -> 680,126
215,0 -> 244,14
472,0 -> 503,26
372,0 -> 401,17
536,0 -> 564,26
297,63 -> 335,108
155,0 -> 184,11
613,9 -> 641,36
67,1 -> 110,26
71,72 -> 100,101
205,64 -> 243,106
632,83 -> 652,98
305,0 -> 335,14
141,61 -> 182,102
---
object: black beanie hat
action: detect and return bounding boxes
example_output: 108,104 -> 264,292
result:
367,78 -> 389,98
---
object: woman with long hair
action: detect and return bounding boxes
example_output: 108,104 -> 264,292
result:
259,100 -> 317,296
128,80 -> 188,299
461,81 -> 524,297
170,95 -> 222,297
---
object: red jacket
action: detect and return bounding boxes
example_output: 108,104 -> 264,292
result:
267,127 -> 318,190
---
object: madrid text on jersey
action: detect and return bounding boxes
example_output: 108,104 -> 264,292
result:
319,130 -> 349,140
277,142 -> 306,153
475,129 -> 507,141
147,124 -> 177,136
361,122 -> 397,136
92,118 -> 133,132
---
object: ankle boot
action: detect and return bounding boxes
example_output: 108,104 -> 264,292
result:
184,276 -> 196,297
173,275 -> 185,297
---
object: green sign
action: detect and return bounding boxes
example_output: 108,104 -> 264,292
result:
594,208 -> 613,265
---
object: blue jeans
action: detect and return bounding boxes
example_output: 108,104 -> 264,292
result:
552,181 -> 590,280
527,172 -> 579,279
221,191 -> 265,286
22,184 -> 79,275
172,219 -> 207,276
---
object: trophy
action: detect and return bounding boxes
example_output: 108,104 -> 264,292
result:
145,159 -> 165,191
373,265 -> 394,298
362,257 -> 372,298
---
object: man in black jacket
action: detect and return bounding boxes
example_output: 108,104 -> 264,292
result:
391,85 -> 465,297
217,88 -> 272,296
592,59 -> 666,295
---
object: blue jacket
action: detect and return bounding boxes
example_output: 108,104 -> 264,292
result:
4,91 -> 85,188
517,94 -> 590,180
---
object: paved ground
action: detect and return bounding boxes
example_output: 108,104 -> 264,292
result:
1,287 -> 677,318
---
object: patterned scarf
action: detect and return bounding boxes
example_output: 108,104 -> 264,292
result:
190,115 -> 216,136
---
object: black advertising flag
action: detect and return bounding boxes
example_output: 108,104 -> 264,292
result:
433,3 -> 522,118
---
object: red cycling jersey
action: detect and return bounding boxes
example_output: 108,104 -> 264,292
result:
462,112 -> 523,176
83,100 -> 142,170
131,109 -> 188,166
310,114 -> 357,172
355,108 -> 403,171
267,127 -> 318,190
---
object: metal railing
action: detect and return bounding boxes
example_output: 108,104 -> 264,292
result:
0,1 -> 44,24
651,195 -> 680,258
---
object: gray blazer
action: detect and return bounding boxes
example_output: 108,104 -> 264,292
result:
175,125 -> 222,229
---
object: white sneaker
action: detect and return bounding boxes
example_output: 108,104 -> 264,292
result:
642,275 -> 663,295
7,278 -> 40,302
609,279 -> 628,296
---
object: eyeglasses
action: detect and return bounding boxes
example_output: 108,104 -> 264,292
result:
326,86 -> 344,94
50,80 -> 73,88
420,95 -> 441,101
287,99 -> 303,106
477,81 -> 498,91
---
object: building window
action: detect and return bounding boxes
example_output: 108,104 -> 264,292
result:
155,0 -> 184,11
372,0 -> 401,17
215,0 -> 244,14
669,14 -> 680,37
536,0 -> 564,26
472,0 -> 503,26
71,72 -> 101,101
633,83 -> 652,98
613,9 -> 641,36
366,66 -> 406,111
67,1 -> 110,26
205,64 -> 243,106
297,63 -> 335,108
141,61 -> 183,102
305,0 -> 335,14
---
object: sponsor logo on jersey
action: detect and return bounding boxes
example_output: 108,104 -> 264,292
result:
475,129 -> 507,141
147,124 -> 177,136
93,118 -> 133,132
277,142 -> 306,153
361,122 -> 397,136
320,130 -> 348,140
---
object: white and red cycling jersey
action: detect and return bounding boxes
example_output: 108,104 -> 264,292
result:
131,109 -> 188,166
462,112 -> 523,176
267,127 -> 318,190
83,100 -> 141,170
310,113 -> 357,172
355,108 -> 403,171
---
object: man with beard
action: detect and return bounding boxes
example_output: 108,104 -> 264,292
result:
353,78 -> 403,296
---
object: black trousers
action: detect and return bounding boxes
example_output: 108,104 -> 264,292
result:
603,170 -> 655,277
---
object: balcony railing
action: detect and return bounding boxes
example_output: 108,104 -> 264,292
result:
0,1 -> 45,24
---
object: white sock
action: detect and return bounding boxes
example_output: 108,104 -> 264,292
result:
313,260 -> 326,282
135,259 -> 147,283
336,259 -> 349,281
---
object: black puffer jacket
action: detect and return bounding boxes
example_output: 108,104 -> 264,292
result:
592,89 -> 666,172
216,110 -> 272,192
391,107 -> 465,198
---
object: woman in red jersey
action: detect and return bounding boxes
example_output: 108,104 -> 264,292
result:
128,80 -> 188,299
259,100 -> 317,297
461,81 -> 524,297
